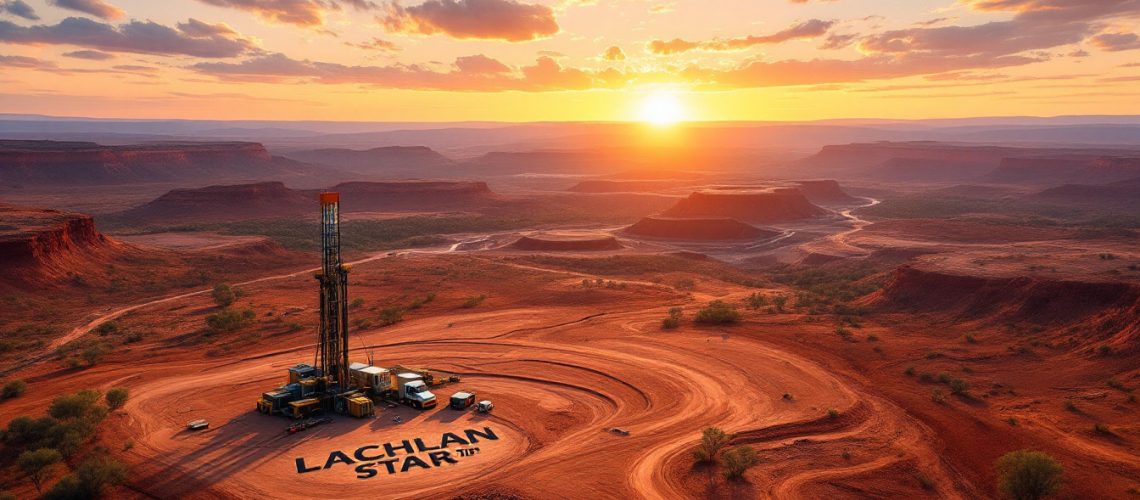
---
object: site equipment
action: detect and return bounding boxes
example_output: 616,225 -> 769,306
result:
396,372 -> 438,409
317,192 -> 351,392
187,420 -> 209,431
476,400 -> 494,413
450,391 -> 476,410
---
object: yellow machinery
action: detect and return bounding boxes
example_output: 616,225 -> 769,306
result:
287,398 -> 323,419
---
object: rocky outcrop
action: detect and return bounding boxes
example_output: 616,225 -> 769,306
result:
625,216 -> 776,241
660,188 -> 827,223
507,233 -> 623,251
793,180 -> 859,205
0,140 -> 314,187
116,182 -> 314,223
332,181 -> 501,211
0,205 -> 116,283
280,146 -> 454,178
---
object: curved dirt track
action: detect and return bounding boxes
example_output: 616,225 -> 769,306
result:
81,252 -> 976,499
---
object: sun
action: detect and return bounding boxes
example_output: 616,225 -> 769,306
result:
638,91 -> 685,126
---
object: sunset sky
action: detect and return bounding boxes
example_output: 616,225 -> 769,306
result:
1,0 -> 1139,122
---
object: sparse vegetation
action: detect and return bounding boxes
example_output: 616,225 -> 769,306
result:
462,294 -> 487,308
1096,345 -> 1112,356
949,378 -> 970,395
694,300 -> 741,325
691,426 -> 731,464
205,308 -> 255,333
965,334 -> 977,344
1094,423 -> 1112,435
44,456 -> 128,500
771,294 -> 788,313
904,366 -> 915,376
379,307 -> 404,326
835,325 -> 854,341
18,448 -> 63,493
745,292 -> 767,309
1064,401 -> 1077,412
2,379 -> 27,399
782,393 -> 792,401
932,389 -> 947,404
94,321 -> 118,336
827,408 -> 840,419
350,298 -> 365,309
105,387 -> 128,410
661,307 -> 683,330
721,445 -> 760,481
211,283 -> 236,308
995,450 -> 1063,500
1006,417 -> 1018,426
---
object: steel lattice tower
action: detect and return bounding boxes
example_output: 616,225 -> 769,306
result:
317,192 -> 350,391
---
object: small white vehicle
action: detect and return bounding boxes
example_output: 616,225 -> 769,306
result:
476,400 -> 494,413
187,419 -> 209,431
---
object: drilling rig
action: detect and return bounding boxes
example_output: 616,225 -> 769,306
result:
316,192 -> 350,394
255,191 -> 375,419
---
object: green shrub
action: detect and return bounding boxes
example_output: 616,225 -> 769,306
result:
462,294 -> 486,308
691,426 -> 731,464
932,389 -> 947,404
745,292 -> 767,309
1006,417 -> 1018,426
94,322 -> 118,336
211,284 -> 236,308
206,308 -> 254,333
1094,423 -> 1112,435
949,378 -> 970,395
937,372 -> 952,384
2,379 -> 27,399
105,388 -> 128,410
995,450 -> 1063,500
771,295 -> 788,312
44,456 -> 127,500
1097,345 -> 1112,356
694,300 -> 741,325
904,366 -> 915,376
350,298 -> 365,309
965,334 -> 977,344
662,307 -> 683,330
18,448 -> 62,493
827,408 -> 840,419
379,307 -> 404,326
721,445 -> 760,480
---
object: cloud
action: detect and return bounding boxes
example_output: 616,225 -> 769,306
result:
0,54 -> 57,69
0,17 -> 257,58
1,0 -> 38,20
381,0 -> 559,41
648,19 -> 834,54
177,18 -> 239,37
193,52 -> 611,90
602,45 -> 625,61
194,0 -> 378,28
1090,32 -> 1140,52
820,33 -> 857,49
48,0 -> 124,20
62,49 -> 114,59
454,53 -> 510,73
347,37 -> 400,51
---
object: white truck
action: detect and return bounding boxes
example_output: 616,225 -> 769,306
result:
396,372 -> 437,410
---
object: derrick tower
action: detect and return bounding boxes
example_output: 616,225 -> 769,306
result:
317,192 -> 350,390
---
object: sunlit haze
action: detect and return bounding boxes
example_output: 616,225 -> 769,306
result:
1,0 -> 1139,121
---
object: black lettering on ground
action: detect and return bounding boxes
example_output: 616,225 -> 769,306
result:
295,457 -> 321,474
378,458 -> 399,475
355,445 -> 383,461
384,440 -> 415,457
464,427 -> 499,443
324,450 -> 355,469
355,462 -> 377,479
439,432 -> 469,448
400,455 -> 431,473
415,438 -> 441,452
428,450 -> 458,466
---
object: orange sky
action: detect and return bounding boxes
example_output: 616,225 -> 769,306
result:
1,0 -> 1139,122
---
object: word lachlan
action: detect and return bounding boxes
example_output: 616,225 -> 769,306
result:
295,427 -> 499,479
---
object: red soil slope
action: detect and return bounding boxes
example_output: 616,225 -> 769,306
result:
625,216 -> 777,241
661,188 -> 827,223
870,265 -> 1139,351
